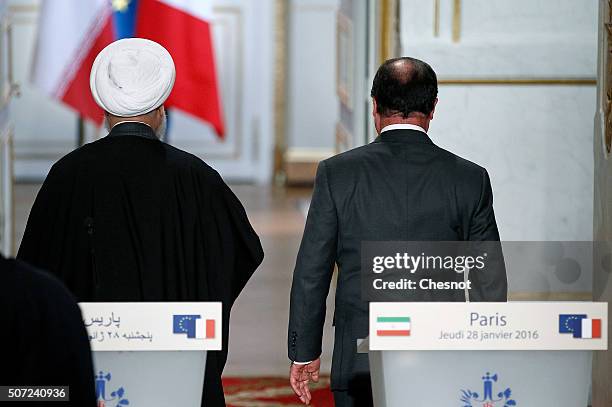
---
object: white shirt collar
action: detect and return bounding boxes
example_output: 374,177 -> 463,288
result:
380,123 -> 427,134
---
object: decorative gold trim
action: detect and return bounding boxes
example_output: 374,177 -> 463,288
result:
273,0 -> 288,184
452,0 -> 461,43
379,0 -> 390,63
335,122 -> 350,153
7,4 -> 38,13
337,12 -> 353,110
433,0 -> 440,37
508,291 -> 592,301
378,0 -> 398,63
439,78 -> 597,86
604,0 -> 612,154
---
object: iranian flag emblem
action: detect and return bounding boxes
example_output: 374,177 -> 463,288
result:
376,316 -> 411,336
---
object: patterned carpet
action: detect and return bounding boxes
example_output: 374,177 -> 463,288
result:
223,377 -> 334,407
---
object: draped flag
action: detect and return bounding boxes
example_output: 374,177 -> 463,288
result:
31,0 -> 225,137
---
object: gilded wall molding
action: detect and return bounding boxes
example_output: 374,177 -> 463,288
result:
452,0 -> 461,43
604,0 -> 612,154
508,291 -> 592,301
438,78 -> 596,86
273,0 -> 288,183
433,0 -> 440,37
378,0 -> 399,64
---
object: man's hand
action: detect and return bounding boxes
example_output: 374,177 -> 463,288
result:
289,358 -> 321,405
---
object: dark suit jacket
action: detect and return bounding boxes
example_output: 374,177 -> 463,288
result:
288,129 -> 507,391
0,255 -> 96,406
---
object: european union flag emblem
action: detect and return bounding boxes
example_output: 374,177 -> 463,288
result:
559,314 -> 587,337
173,315 -> 202,339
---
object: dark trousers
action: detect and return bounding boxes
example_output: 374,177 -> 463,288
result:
332,373 -> 373,407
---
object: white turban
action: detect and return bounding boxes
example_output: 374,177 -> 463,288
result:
90,38 -> 175,117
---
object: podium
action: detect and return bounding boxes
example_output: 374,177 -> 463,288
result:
80,302 -> 222,407
363,302 -> 607,406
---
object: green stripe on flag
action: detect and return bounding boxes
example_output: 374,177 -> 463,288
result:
377,317 -> 410,323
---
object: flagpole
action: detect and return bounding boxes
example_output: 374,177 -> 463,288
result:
164,108 -> 171,144
77,115 -> 85,147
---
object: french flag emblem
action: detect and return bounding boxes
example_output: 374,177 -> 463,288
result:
578,318 -> 602,339
559,314 -> 602,339
173,315 -> 215,339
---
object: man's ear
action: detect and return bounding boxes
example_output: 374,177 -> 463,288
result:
429,98 -> 438,120
372,98 -> 378,116
156,106 -> 165,124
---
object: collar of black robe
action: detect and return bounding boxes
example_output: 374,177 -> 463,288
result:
374,129 -> 434,145
107,121 -> 159,141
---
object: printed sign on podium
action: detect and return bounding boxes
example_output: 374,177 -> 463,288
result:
364,302 -> 607,407
80,302 -> 222,407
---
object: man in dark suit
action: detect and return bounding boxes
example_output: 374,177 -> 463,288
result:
287,57 -> 507,406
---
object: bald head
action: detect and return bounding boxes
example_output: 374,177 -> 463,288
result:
370,57 -> 438,132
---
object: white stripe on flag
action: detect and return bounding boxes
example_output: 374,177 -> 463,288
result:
195,319 -> 206,339
159,0 -> 213,21
377,322 -> 411,330
31,0 -> 109,96
581,318 -> 593,339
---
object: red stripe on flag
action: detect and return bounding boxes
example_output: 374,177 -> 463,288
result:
136,0 -> 225,137
592,319 -> 602,339
376,330 -> 410,337
60,16 -> 114,124
206,319 -> 215,339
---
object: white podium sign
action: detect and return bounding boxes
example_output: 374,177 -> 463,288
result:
366,302 -> 608,407
369,302 -> 607,350
80,302 -> 222,406
80,302 -> 222,351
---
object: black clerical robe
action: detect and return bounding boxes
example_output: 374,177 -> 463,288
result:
0,255 -> 96,406
18,122 -> 264,406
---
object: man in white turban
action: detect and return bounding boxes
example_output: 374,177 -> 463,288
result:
90,37 -> 174,137
18,38 -> 263,407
